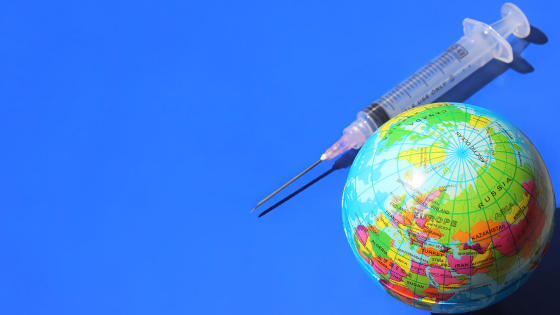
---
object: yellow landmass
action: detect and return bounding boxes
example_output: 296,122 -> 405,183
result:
506,191 -> 531,224
405,170 -> 414,182
398,142 -> 446,168
472,250 -> 494,274
355,235 -> 372,260
388,247 -> 412,272
441,278 -> 469,289
377,106 -> 431,138
363,237 -> 373,254
376,214 -> 390,229
388,247 -> 397,261
421,297 -> 437,305
472,248 -> 492,265
410,222 -> 422,234
377,116 -> 407,139
394,253 -> 412,274
389,278 -> 405,285
430,255 -> 450,268
469,115 -> 491,129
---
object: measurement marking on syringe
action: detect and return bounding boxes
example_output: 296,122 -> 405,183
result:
432,62 -> 445,74
412,73 -> 429,86
395,85 -> 412,98
379,96 -> 396,110
448,51 -> 461,63
402,79 -> 417,91
376,47 -> 468,117
442,52 -> 455,64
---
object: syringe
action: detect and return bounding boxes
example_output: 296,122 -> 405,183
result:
253,2 -> 531,212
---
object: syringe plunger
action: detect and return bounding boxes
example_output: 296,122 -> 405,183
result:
491,2 -> 530,39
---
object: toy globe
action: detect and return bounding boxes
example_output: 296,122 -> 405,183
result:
342,102 -> 555,313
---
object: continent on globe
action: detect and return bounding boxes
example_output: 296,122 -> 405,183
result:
342,103 -> 555,314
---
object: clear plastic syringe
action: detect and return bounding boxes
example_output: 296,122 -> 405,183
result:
253,2 -> 531,212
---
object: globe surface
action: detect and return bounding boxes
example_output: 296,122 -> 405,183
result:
342,103 -> 555,313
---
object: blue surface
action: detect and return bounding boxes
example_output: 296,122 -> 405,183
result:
0,1 -> 558,314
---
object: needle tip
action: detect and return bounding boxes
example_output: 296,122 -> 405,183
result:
252,158 -> 323,215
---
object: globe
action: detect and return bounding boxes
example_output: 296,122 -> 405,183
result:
342,102 -> 555,313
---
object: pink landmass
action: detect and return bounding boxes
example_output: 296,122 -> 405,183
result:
390,262 -> 407,282
493,180 -> 545,257
415,217 -> 427,228
492,227 -> 517,256
447,254 -> 474,275
417,190 -> 441,212
379,279 -> 392,290
522,181 -> 546,246
430,264 -> 463,285
410,260 -> 427,276
522,181 -> 535,196
407,231 -> 426,247
356,225 -> 369,246
394,213 -> 405,225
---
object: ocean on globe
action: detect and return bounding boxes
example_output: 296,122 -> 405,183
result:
342,103 -> 555,313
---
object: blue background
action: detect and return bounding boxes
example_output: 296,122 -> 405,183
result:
0,1 -> 558,314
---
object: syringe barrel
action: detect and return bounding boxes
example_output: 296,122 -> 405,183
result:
361,38 -> 500,122
360,40 -> 490,124
323,3 -> 530,161
357,3 -> 530,140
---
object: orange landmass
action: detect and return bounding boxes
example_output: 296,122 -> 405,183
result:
417,246 -> 445,257
391,283 -> 416,304
404,212 -> 414,226
419,222 -> 444,239
470,219 -> 507,247
424,227 -> 444,239
452,230 -> 470,243
473,264 -> 492,275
